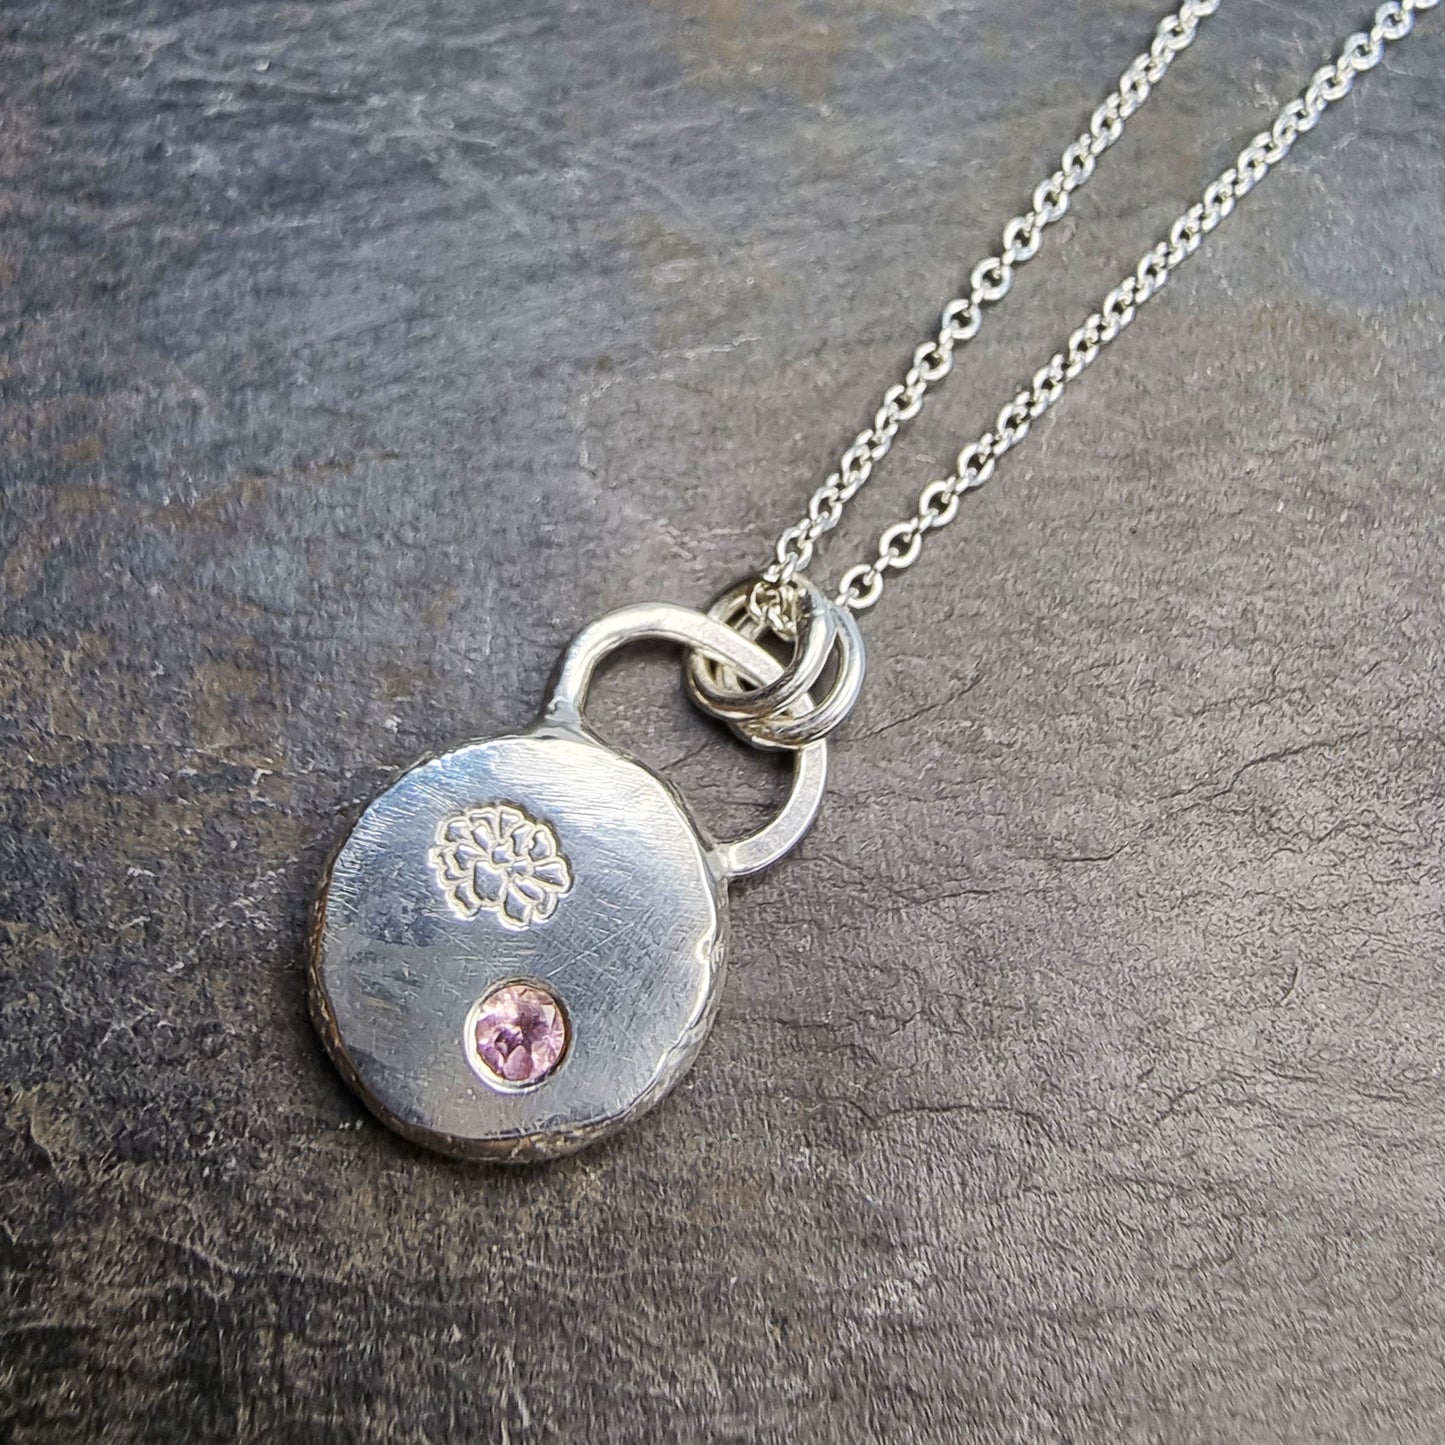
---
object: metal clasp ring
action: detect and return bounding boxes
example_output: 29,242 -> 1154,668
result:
684,576 -> 866,750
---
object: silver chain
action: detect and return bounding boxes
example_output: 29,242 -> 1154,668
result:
755,0 -> 1436,617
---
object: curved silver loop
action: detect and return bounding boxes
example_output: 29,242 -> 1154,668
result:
685,577 -> 837,725
546,602 -> 827,879
734,598 -> 866,749
684,578 -> 867,750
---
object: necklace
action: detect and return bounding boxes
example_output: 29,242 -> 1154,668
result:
307,0 -> 1436,1162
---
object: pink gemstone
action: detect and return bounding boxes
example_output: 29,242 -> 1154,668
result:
471,982 -> 567,1086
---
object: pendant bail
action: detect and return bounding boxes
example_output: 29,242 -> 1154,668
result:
685,576 -> 866,750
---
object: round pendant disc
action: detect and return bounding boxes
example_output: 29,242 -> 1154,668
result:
309,725 -> 726,1161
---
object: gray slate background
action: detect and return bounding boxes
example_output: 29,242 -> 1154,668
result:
2,1 -> 1443,1441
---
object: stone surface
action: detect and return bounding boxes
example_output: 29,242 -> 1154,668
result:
1,2 -> 1443,1442
470,983 -> 567,1087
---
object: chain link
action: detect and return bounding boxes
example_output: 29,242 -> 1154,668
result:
755,0 -> 1436,615
753,0 -> 1223,618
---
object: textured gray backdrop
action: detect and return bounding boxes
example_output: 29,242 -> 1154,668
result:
2,1 -> 1443,1441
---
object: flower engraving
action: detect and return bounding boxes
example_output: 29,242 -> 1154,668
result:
429,803 -> 573,929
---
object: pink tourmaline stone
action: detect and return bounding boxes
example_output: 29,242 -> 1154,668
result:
472,983 -> 567,1085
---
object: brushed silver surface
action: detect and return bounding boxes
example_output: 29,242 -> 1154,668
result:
311,726 -> 724,1161
310,602 -> 830,1161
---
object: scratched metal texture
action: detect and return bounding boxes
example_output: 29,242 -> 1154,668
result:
1,1 -> 1442,1441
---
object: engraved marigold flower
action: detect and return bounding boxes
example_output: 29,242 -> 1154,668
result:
429,803 -> 572,930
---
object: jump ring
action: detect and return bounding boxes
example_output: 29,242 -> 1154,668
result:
687,577 -> 838,724
731,600 -> 865,749
684,576 -> 867,749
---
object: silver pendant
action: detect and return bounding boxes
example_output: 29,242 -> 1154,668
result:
309,595 -> 861,1162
